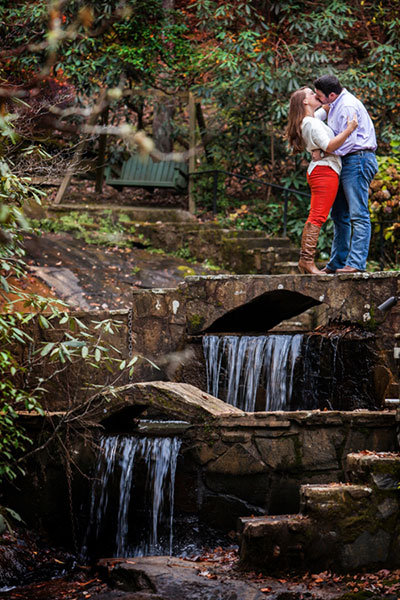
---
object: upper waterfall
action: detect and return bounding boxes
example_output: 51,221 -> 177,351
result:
203,334 -> 303,412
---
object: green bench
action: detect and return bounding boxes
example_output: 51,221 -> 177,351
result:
105,155 -> 188,192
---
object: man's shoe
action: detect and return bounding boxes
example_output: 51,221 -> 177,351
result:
320,266 -> 336,274
336,265 -> 362,273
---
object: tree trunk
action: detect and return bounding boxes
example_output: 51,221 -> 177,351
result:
152,98 -> 175,154
195,102 -> 212,164
95,105 -> 109,193
54,90 -> 107,204
152,0 -> 175,155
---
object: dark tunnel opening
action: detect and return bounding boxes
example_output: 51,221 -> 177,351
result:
202,289 -> 321,334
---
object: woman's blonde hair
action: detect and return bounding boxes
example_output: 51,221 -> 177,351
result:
286,87 -> 308,154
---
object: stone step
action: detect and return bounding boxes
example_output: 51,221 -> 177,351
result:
222,229 -> 268,239
76,231 -> 148,246
242,251 -> 298,275
240,235 -> 291,246
135,222 -> 222,231
346,451 -> 400,490
248,247 -> 297,260
300,483 -> 373,519
238,514 -> 317,571
254,246 -> 299,262
223,238 -> 294,251
385,398 -> 400,408
270,309 -> 314,332
270,261 -> 299,274
48,204 -> 197,223
238,480 -> 398,572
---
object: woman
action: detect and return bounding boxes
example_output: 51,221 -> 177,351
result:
286,87 -> 358,274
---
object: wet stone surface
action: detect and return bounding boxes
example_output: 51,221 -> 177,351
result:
21,232 -> 224,311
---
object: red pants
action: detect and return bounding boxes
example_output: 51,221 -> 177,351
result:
306,165 -> 339,227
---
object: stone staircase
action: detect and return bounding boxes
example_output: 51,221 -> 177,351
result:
238,451 -> 400,573
46,205 -> 299,274
135,222 -> 299,274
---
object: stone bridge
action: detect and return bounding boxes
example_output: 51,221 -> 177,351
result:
131,272 -> 400,363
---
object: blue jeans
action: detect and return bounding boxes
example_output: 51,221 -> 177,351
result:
326,151 -> 378,271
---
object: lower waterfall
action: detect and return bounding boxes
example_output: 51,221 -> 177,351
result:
82,433 -> 181,558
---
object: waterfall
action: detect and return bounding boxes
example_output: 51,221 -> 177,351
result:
82,434 -> 181,558
203,334 -> 303,411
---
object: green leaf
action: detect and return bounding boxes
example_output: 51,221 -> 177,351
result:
39,315 -> 50,329
4,507 -> 24,523
0,276 -> 9,292
127,356 -> 138,367
40,342 -> 55,357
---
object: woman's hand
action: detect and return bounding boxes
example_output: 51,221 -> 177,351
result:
347,113 -> 358,131
311,149 -> 334,161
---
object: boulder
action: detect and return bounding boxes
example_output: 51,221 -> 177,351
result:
97,381 -> 244,427
98,556 -> 266,600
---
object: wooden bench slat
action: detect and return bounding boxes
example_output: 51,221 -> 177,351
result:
106,155 -> 188,191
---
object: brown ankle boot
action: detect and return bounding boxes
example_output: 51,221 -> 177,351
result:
298,222 -> 322,274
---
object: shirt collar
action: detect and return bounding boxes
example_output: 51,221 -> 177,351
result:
330,88 -> 347,108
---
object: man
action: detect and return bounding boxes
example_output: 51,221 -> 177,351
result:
313,74 -> 378,273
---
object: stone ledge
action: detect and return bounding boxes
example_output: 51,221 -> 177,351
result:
346,451 -> 400,490
300,483 -> 374,519
347,451 -> 400,468
209,410 -> 396,429
239,514 -> 312,538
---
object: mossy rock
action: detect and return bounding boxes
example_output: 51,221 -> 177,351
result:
188,313 -> 205,332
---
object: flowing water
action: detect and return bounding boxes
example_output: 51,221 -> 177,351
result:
82,434 -> 181,558
203,334 -> 303,411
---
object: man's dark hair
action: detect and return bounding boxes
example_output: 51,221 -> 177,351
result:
313,75 -> 343,96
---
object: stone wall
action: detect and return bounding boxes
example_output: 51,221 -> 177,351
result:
13,272 -> 400,413
8,410 -> 397,548
176,410 -> 398,531
183,273 -> 400,337
16,273 -> 400,411
130,272 -> 400,385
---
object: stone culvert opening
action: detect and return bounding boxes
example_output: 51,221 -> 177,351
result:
100,404 -> 145,432
203,289 -> 322,334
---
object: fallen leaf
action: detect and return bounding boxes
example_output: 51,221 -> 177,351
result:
77,579 -> 97,587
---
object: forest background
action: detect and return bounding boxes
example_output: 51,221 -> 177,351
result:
1,0 -> 400,260
0,0 -> 399,492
